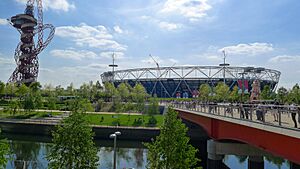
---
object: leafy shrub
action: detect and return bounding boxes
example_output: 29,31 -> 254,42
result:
147,116 -> 157,127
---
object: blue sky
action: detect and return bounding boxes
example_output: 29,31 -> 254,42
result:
0,0 -> 300,88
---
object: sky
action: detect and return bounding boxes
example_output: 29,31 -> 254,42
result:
0,0 -> 300,88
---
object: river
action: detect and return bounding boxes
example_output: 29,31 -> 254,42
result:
3,133 -> 291,169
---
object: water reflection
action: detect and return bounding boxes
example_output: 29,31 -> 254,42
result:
224,155 -> 290,169
6,139 -> 148,169
4,134 -> 294,169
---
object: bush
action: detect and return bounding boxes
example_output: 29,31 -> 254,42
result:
147,116 -> 157,127
133,118 -> 143,126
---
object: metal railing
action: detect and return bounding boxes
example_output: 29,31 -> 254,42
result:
165,101 -> 300,131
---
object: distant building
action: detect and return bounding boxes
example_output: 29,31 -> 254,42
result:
101,65 -> 280,98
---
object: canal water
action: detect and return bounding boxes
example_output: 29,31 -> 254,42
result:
3,134 -> 291,169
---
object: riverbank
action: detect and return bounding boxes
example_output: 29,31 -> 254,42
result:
0,119 -> 160,141
0,118 -> 206,141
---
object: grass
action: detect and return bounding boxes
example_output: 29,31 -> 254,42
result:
0,109 -> 164,128
0,110 -> 62,119
85,113 -> 164,127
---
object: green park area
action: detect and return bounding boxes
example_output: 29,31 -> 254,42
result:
85,113 -> 164,127
0,110 -> 62,119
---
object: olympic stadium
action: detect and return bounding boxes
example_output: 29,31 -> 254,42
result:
100,65 -> 281,98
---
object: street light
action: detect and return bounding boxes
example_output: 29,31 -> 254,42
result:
110,131 -> 121,169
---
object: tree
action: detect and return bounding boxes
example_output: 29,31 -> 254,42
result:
29,82 -> 42,93
47,94 -> 57,110
144,109 -> 200,169
104,82 -> 117,102
229,85 -> 239,102
132,83 -> 147,113
16,84 -> 29,99
288,84 -> 300,104
47,111 -> 99,169
66,83 -> 75,96
261,85 -> 272,100
0,130 -> 10,168
148,97 -> 159,116
117,83 -> 130,102
23,94 -> 35,112
277,87 -> 288,104
214,82 -> 229,102
0,81 -> 5,98
198,84 -> 210,102
4,83 -> 17,98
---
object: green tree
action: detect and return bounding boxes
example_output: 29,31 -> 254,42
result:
287,84 -> 300,104
148,97 -> 159,116
0,130 -> 10,168
23,94 -> 35,112
229,85 -> 239,102
261,85 -> 272,100
104,82 -> 117,102
214,82 -> 229,102
47,111 -> 99,169
117,83 -> 130,102
144,109 -> 200,169
66,83 -> 75,96
16,84 -> 29,99
29,82 -> 42,93
198,84 -> 210,102
277,87 -> 288,104
8,99 -> 20,115
47,95 -> 57,110
0,81 -> 5,98
4,83 -> 17,98
132,83 -> 147,113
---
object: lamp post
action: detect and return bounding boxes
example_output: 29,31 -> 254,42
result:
109,131 -> 121,169
219,50 -> 230,84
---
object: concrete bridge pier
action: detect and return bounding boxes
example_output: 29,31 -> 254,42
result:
207,139 -> 229,169
248,156 -> 264,169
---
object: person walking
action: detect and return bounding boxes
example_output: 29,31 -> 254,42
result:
290,103 -> 297,128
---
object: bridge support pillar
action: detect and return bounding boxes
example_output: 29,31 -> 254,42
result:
290,162 -> 300,169
207,139 -> 229,169
248,156 -> 264,169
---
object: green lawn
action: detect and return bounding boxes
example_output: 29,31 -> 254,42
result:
0,111 -> 62,119
85,114 -> 164,127
0,110 -> 164,128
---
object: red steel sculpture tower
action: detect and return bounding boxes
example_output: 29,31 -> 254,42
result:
8,0 -> 55,85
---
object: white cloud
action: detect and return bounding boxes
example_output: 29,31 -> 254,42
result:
269,55 -> 300,63
141,56 -> 164,65
0,57 -> 14,65
50,49 -> 98,60
56,23 -> 127,51
15,0 -> 75,12
141,56 -> 179,66
159,22 -> 182,31
0,18 -> 8,25
113,26 -> 123,34
219,43 -> 274,56
168,58 -> 179,64
160,0 -> 212,21
39,63 -> 108,88
100,51 -> 125,59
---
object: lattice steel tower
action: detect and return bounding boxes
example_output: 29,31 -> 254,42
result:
8,0 -> 55,85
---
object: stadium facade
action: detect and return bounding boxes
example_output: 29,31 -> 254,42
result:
101,66 -> 281,98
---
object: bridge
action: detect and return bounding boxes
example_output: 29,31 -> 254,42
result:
168,102 -> 300,169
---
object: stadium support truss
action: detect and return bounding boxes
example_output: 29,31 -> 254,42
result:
101,66 -> 281,98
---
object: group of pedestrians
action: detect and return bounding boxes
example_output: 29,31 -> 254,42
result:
165,100 -> 300,129
290,103 -> 300,128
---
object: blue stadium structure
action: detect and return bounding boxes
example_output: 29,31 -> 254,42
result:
101,66 -> 281,98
